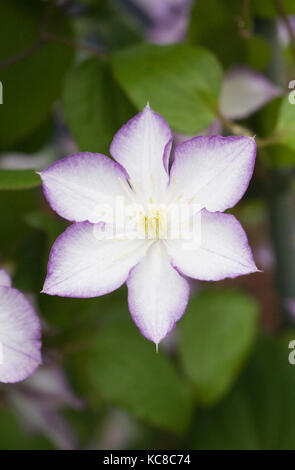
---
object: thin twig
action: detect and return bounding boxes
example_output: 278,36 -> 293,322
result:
41,31 -> 104,56
217,111 -> 279,148
0,0 -> 55,70
274,0 -> 295,61
0,0 -> 103,70
0,42 -> 44,69
238,0 -> 252,38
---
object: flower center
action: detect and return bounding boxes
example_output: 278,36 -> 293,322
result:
143,206 -> 168,240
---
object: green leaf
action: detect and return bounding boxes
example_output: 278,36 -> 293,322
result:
9,115 -> 54,154
111,43 -> 223,135
266,144 -> 295,167
88,320 -> 193,433
245,36 -> 271,71
194,334 -> 295,449
0,0 -> 74,149
188,0 -> 272,70
63,57 -> 136,155
25,210 -> 66,245
251,0 -> 295,18
276,95 -> 295,152
90,0 -> 142,51
0,169 -> 41,190
180,290 -> 258,405
189,0 -> 244,68
0,189 -> 39,255
0,409 -> 54,450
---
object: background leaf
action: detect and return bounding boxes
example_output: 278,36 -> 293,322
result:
63,57 -> 135,155
88,320 -> 193,433
180,290 -> 259,405
0,170 -> 40,190
193,334 -> 295,449
251,0 -> 295,18
0,0 -> 74,149
189,0 -> 271,70
276,95 -> 295,152
0,409 -> 54,450
111,43 -> 223,135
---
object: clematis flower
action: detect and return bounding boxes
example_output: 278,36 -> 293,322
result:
0,269 -> 41,382
40,105 -> 258,345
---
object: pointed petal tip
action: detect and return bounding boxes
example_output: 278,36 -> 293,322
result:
40,284 -> 51,295
143,102 -> 152,114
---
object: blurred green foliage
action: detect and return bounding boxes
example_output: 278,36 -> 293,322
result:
194,334 -> 295,449
0,0 -> 295,451
88,320 -> 193,434
112,44 -> 223,134
0,0 -> 74,150
63,57 -> 135,155
180,290 -> 258,405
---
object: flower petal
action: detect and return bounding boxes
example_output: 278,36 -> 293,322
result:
43,222 -> 147,298
110,104 -> 172,202
168,135 -> 256,212
127,243 -> 190,345
40,153 -> 132,223
23,365 -> 83,408
0,269 -> 12,287
0,287 -> 41,383
167,210 -> 258,281
220,67 -> 281,120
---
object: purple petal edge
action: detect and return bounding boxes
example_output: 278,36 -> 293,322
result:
40,152 -> 130,223
126,260 -> 190,344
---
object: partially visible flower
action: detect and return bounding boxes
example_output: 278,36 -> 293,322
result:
133,0 -> 192,44
40,105 -> 258,345
96,409 -> 140,450
278,16 -> 295,46
220,67 -> 281,121
175,67 -> 281,144
285,298 -> 295,320
0,152 -> 51,171
0,269 -> 41,382
5,364 -> 83,450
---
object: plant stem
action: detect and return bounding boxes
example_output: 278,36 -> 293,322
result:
216,110 -> 280,148
256,18 -> 295,326
274,0 -> 295,62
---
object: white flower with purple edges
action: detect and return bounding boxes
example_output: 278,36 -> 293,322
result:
0,269 -> 41,382
40,104 -> 258,346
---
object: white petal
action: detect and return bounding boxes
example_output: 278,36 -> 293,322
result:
220,67 -> 281,120
167,210 -> 258,281
127,243 -> 190,345
40,153 -> 133,223
110,104 -> 172,202
43,222 -> 147,298
168,135 -> 256,212
0,287 -> 41,383
0,269 -> 12,287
